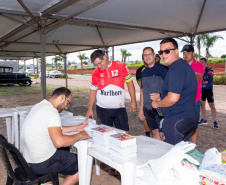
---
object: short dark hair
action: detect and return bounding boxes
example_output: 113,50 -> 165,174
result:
160,38 -> 178,49
200,57 -> 207,63
90,49 -> 105,63
51,87 -> 71,98
142,47 -> 155,60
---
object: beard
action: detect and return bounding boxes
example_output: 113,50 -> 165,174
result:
57,102 -> 65,113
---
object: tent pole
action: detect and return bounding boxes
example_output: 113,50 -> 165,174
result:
40,17 -> 46,99
24,60 -> 26,72
190,35 -> 194,46
63,54 -> 68,88
106,47 -> 109,58
33,58 -> 35,74
112,46 -> 114,61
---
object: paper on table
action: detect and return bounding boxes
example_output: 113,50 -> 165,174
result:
62,117 -> 98,137
84,119 -> 98,137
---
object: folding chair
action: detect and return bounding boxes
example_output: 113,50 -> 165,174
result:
0,134 -> 59,185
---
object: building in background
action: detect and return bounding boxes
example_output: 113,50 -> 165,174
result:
0,61 -> 19,72
24,64 -> 41,73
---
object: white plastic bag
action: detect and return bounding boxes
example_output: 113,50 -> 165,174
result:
148,141 -> 200,185
199,147 -> 221,170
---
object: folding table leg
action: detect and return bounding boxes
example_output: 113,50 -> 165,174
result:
77,140 -> 89,185
121,162 -> 136,185
19,111 -> 26,151
85,155 -> 93,185
95,159 -> 100,176
19,111 -> 26,131
13,112 -> 19,149
6,117 -> 12,143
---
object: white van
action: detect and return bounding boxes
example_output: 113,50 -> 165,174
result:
25,69 -> 35,74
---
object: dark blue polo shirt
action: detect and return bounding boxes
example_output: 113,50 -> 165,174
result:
161,59 -> 197,118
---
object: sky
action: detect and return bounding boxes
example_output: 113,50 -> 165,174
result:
24,30 -> 226,65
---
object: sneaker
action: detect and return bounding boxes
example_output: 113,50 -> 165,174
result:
213,121 -> 219,129
199,118 -> 208,125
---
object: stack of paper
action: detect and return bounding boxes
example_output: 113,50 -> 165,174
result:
109,133 -> 137,162
92,126 -> 117,152
200,164 -> 226,185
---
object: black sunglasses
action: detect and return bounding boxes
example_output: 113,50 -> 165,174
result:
158,48 -> 176,55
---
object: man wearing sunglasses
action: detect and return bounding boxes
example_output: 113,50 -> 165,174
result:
139,47 -> 168,140
85,49 -> 137,134
182,44 -> 204,145
151,38 -> 198,145
21,87 -> 90,184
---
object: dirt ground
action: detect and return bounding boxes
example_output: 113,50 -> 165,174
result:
0,86 -> 225,184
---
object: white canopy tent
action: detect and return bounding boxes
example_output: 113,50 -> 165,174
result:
1,0 -> 226,98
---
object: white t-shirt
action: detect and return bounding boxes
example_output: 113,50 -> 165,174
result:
21,99 -> 61,163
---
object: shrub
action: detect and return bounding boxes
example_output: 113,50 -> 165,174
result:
221,54 -> 226,58
213,76 -> 226,85
208,59 -> 225,63
127,63 -> 143,67
88,67 -> 96,69
58,74 -> 67,78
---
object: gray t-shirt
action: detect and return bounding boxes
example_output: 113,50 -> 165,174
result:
141,63 -> 168,110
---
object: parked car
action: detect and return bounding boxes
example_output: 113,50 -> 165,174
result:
25,69 -> 35,74
39,71 -> 50,78
49,70 -> 63,78
0,66 -> 32,86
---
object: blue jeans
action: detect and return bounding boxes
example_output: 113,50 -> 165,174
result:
195,101 -> 201,128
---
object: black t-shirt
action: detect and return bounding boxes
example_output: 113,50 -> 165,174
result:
161,59 -> 198,118
141,63 -> 168,110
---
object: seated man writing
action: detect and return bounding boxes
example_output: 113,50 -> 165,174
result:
21,87 -> 90,185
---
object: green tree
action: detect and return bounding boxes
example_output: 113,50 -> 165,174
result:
77,53 -> 88,74
37,58 -> 41,73
52,55 -> 63,70
19,65 -> 24,69
46,63 -> 52,68
199,33 -> 223,61
221,54 -> 226,58
83,61 -> 88,65
120,49 -> 132,63
194,53 -> 200,61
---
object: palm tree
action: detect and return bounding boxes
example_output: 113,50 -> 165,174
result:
199,33 -> 223,61
77,53 -> 88,74
52,55 -> 63,70
120,49 -> 132,63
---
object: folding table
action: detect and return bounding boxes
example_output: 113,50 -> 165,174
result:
0,108 -> 18,146
12,105 -> 33,149
76,135 -> 173,185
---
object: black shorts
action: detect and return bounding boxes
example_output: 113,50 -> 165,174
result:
96,105 -> 129,131
29,148 -> 78,176
143,107 -> 161,130
162,116 -> 198,145
202,89 -> 214,103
